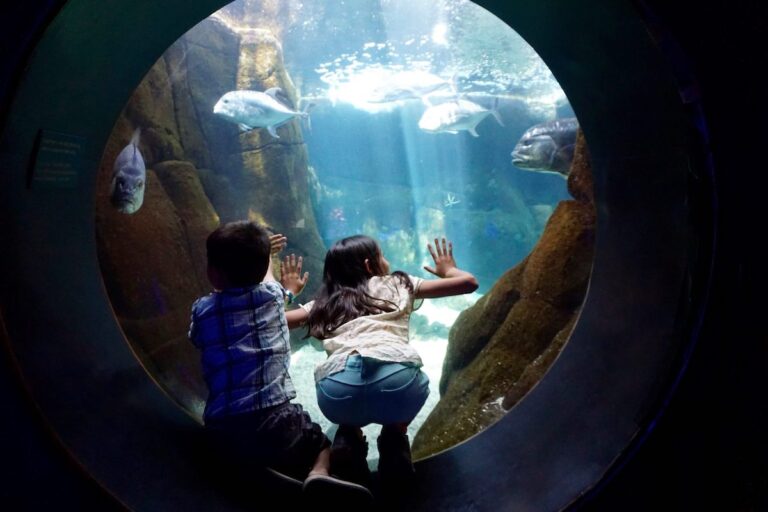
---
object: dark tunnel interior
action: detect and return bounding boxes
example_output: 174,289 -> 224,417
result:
1,0 -> 767,510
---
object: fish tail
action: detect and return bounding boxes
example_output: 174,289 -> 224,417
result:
300,103 -> 314,132
301,101 -> 316,114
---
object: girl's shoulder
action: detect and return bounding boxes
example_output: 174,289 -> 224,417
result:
369,273 -> 423,296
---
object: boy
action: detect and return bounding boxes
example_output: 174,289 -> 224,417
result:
189,220 -> 370,500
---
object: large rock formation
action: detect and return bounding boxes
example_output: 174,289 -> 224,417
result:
412,130 -> 595,458
95,15 -> 327,419
230,27 -> 326,294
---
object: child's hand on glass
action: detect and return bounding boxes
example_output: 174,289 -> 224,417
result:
424,237 -> 458,278
280,254 -> 309,296
269,233 -> 287,255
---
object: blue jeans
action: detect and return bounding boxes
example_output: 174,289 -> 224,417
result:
316,354 -> 430,427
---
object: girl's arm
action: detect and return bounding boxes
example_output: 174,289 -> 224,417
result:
280,253 -> 311,329
416,237 -> 479,299
285,307 -> 309,329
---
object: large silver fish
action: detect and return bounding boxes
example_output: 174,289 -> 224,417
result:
368,70 -> 451,104
213,87 -> 309,139
418,98 -> 503,137
511,117 -> 579,177
110,128 -> 146,214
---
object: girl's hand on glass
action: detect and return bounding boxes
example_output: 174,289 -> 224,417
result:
280,253 -> 309,295
424,237 -> 457,278
269,233 -> 287,255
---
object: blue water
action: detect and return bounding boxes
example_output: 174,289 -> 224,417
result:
254,0 -> 575,292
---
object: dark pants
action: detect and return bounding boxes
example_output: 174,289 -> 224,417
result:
205,401 -> 330,481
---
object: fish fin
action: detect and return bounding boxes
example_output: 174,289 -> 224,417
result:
469,127 -> 480,137
267,125 -> 280,138
266,87 -> 293,107
238,123 -> 253,132
491,109 -> 505,127
491,97 -> 505,127
130,128 -> 141,146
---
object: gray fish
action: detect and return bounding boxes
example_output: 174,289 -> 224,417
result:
110,128 -> 146,214
213,87 -> 310,139
368,70 -> 451,104
511,117 -> 579,177
418,98 -> 503,137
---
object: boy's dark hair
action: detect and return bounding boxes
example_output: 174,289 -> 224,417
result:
306,235 -> 412,339
206,221 -> 270,288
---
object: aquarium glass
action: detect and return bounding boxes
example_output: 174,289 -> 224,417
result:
96,0 -> 588,465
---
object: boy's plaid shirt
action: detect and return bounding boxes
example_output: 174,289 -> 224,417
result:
189,281 -> 296,421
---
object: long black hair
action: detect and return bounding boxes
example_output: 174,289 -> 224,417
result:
306,235 -> 412,339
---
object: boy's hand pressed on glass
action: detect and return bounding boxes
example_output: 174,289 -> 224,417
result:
269,233 -> 287,255
280,253 -> 309,296
417,237 -> 478,299
262,233 -> 288,283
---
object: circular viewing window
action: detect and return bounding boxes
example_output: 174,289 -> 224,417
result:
96,0 -> 593,464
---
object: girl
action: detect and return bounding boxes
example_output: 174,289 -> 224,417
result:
284,235 -> 478,489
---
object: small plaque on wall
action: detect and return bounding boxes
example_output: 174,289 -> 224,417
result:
28,130 -> 86,189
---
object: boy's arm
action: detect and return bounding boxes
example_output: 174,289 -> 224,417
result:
415,237 -> 478,299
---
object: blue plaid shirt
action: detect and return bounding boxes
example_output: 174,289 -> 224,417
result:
189,280 -> 296,422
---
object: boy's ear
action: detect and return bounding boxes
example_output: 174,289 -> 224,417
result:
207,265 -> 226,290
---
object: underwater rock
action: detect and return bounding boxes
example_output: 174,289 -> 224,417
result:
230,27 -> 326,297
169,17 -> 241,173
123,57 -> 185,165
412,130 -> 595,459
95,166 -> 208,407
95,167 -> 206,324
568,129 -> 594,204
153,160 -> 220,290
196,168 -> 243,223
96,15 -> 332,421
438,262 -> 525,395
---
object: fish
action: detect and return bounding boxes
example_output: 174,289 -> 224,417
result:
109,128 -> 146,214
511,117 -> 579,177
418,98 -> 503,137
212,87 -> 311,139
368,70 -> 451,104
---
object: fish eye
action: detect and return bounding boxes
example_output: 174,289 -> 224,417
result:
137,179 -> 144,187
223,99 -> 229,103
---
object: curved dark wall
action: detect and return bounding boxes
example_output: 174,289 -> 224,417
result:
586,2 -> 768,510
0,0 -> 764,510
